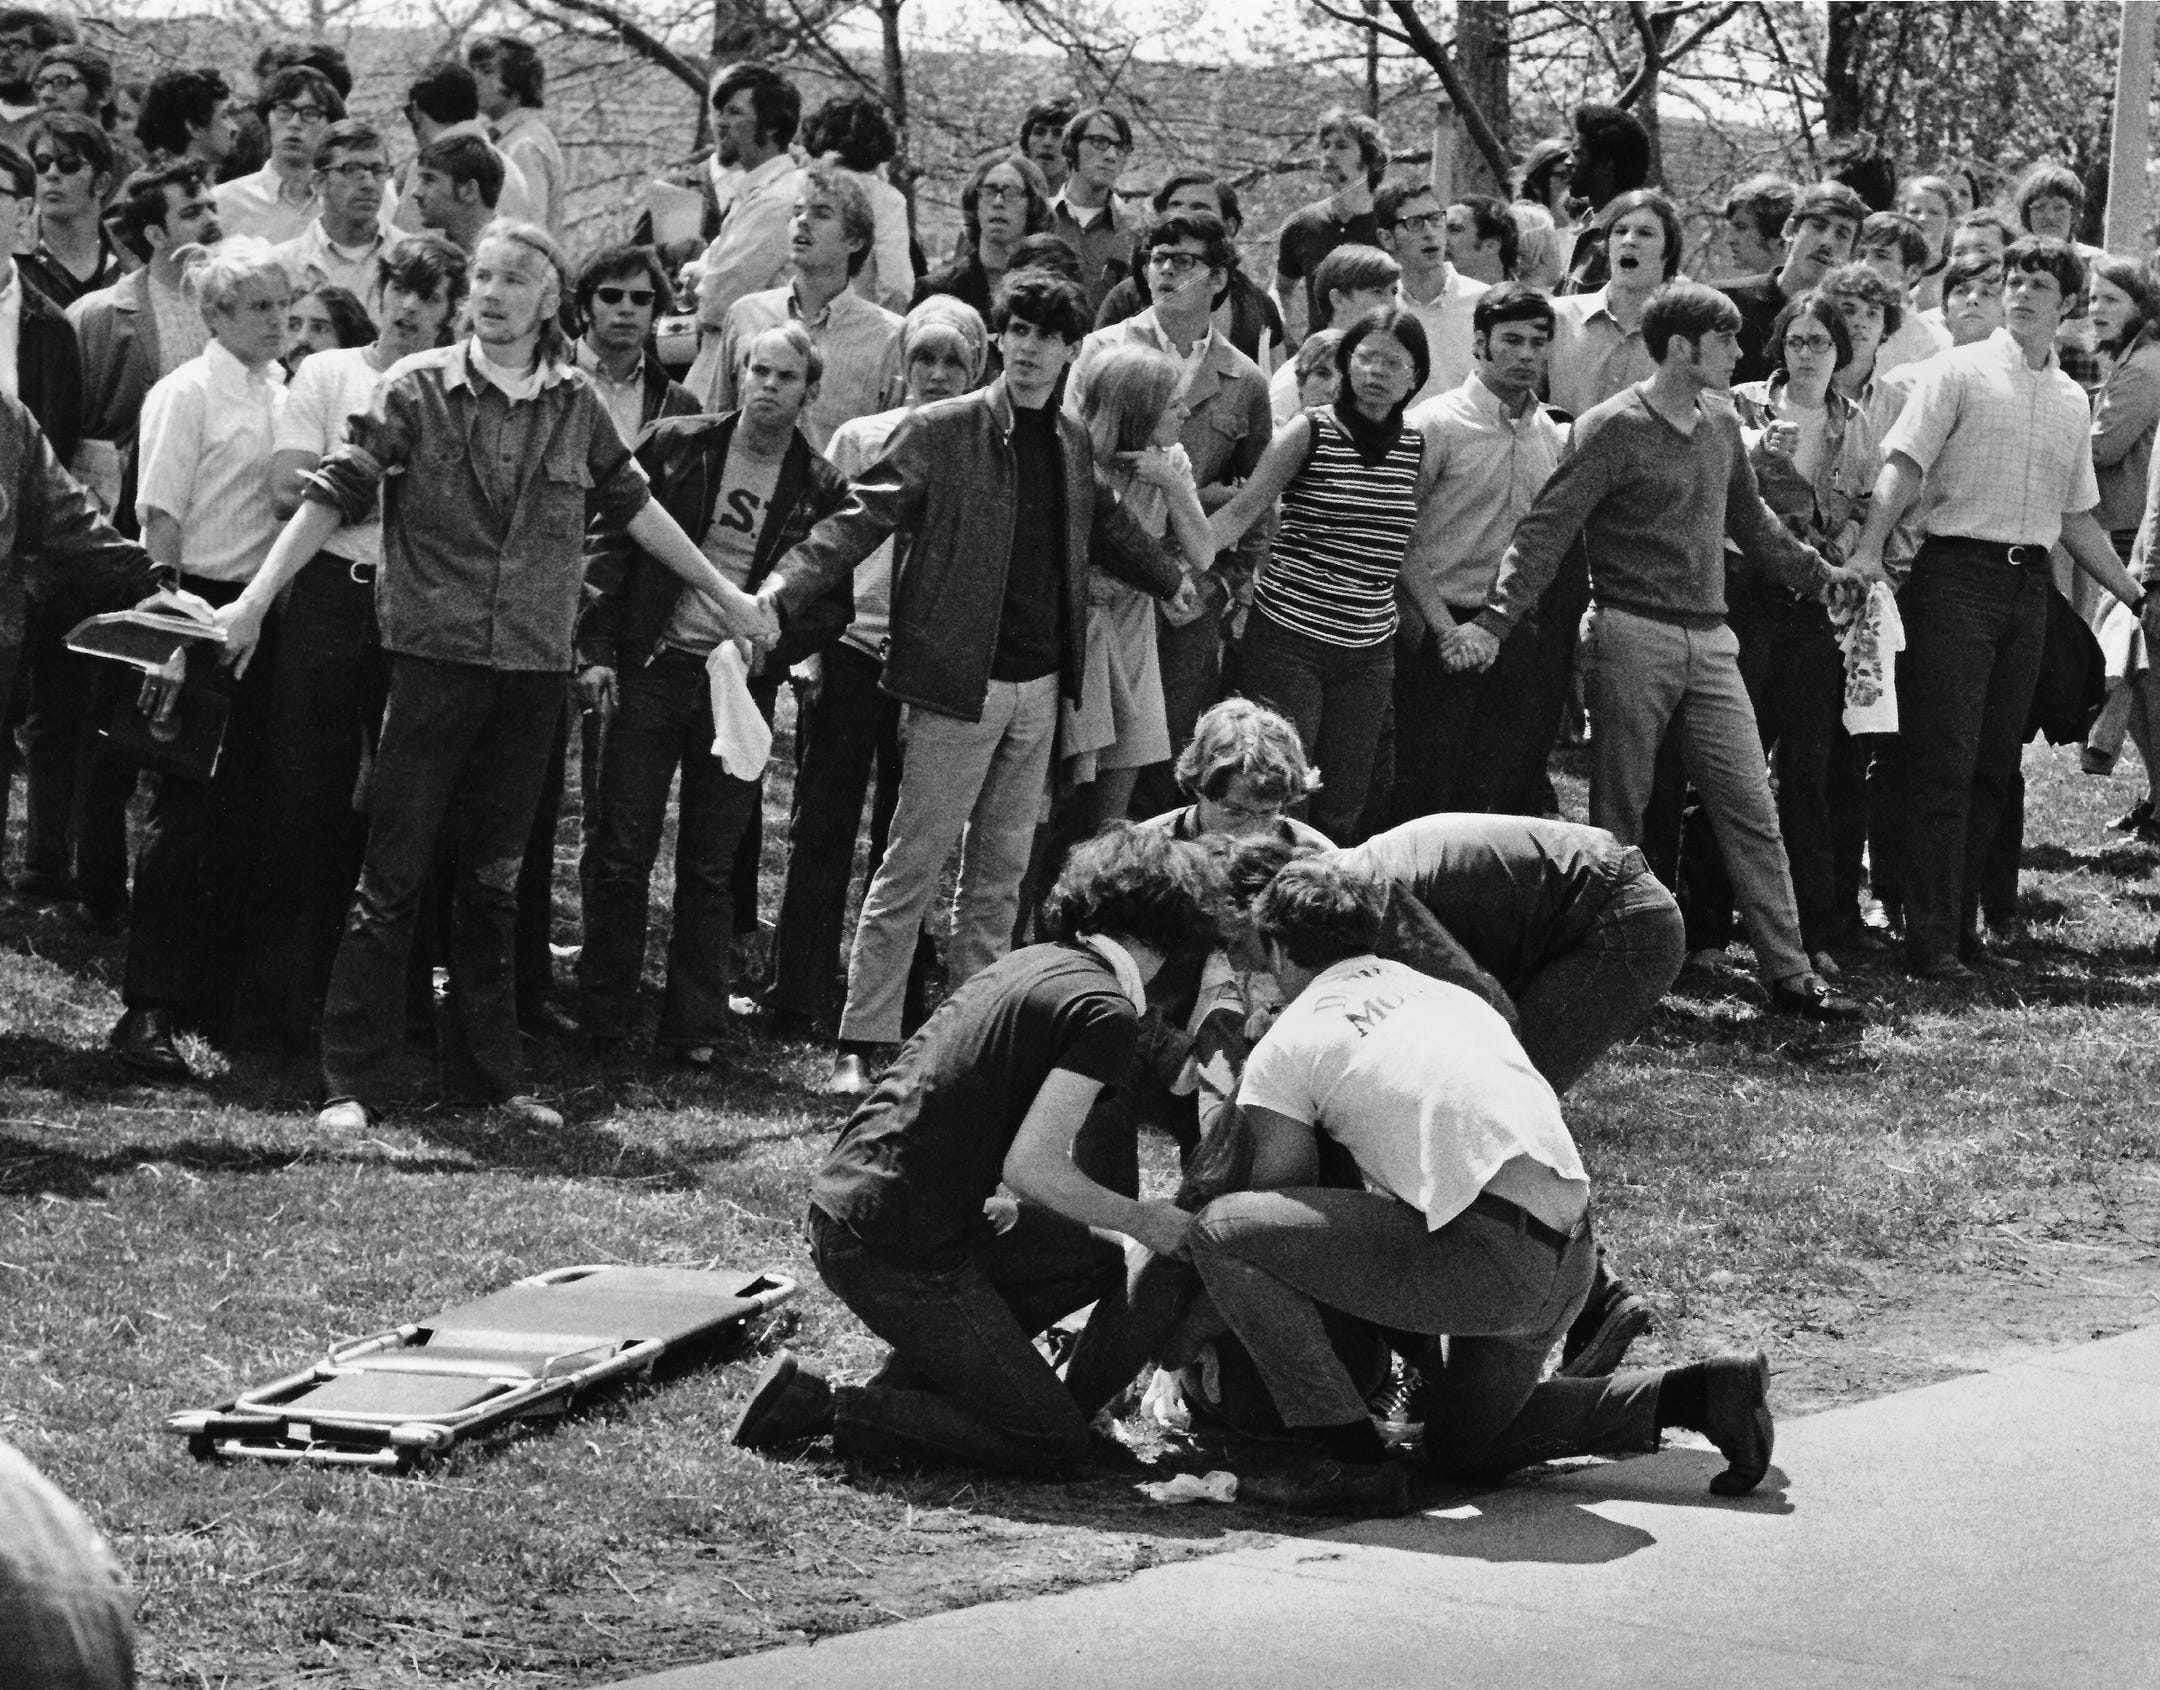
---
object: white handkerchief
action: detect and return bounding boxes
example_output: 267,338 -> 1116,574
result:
1838,582 -> 1904,735
705,640 -> 773,777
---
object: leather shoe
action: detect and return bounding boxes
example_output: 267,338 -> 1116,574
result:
822,1052 -> 874,1097
1559,1259 -> 1653,1378
109,1007 -> 191,1080
730,1349 -> 835,1450
1699,1351 -> 1775,1496
1241,1454 -> 1412,1518
1766,973 -> 1864,1022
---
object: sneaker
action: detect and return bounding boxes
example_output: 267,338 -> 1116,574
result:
1559,1268 -> 1653,1379
1699,1351 -> 1775,1496
730,1349 -> 836,1450
1240,1455 -> 1412,1518
317,1097 -> 372,1133
1766,973 -> 1864,1022
822,1052 -> 874,1098
493,1095 -> 563,1132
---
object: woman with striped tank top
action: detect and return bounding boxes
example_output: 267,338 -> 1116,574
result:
1209,304 -> 1431,841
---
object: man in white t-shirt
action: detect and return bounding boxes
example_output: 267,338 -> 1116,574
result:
1187,857 -> 1777,1516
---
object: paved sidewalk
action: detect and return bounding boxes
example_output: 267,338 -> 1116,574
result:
610,1324 -> 2160,1689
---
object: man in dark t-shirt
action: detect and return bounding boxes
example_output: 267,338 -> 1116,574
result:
1273,106 -> 1387,346
729,826 -> 1221,1474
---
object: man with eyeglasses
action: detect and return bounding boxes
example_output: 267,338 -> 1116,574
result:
0,6 -> 71,151
207,65 -> 340,244
573,243 -> 698,447
1070,210 -> 1272,815
1048,104 -> 1137,318
1374,179 -> 1486,406
270,119 -> 393,318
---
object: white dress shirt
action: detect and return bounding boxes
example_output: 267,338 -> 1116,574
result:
136,339 -> 288,582
699,282 -> 901,451
1403,373 -> 1569,615
214,161 -> 319,246
272,219 -> 389,319
277,345 -> 385,570
693,153 -> 803,330
1398,265 -> 1489,406
1546,287 -> 1656,419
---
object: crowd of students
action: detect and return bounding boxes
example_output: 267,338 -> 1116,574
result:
4,17 -> 2160,1556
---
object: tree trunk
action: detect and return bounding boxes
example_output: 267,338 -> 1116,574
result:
1823,1 -> 1869,137
2105,0 -> 2157,253
1457,0 -> 1510,188
882,0 -> 914,236
1363,0 -> 1382,118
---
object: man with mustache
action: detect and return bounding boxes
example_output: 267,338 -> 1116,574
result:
1715,180 -> 1867,384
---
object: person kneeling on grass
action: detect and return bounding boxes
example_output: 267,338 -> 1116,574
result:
1188,856 -> 1774,1517
731,823 -> 1223,1472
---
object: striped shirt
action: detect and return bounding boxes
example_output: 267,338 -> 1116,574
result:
1255,407 -> 1423,648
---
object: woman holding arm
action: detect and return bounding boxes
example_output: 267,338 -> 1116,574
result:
1209,304 -> 1432,843
2089,258 -> 2160,831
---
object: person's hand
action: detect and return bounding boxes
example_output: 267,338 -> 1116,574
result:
1163,572 -> 1206,626
1447,622 -> 1502,673
1819,563 -> 1868,617
736,589 -> 782,648
983,1194 -> 1020,1235
1760,419 -> 1799,460
1114,446 -> 1184,491
575,665 -> 616,715
211,595 -> 268,677
1127,1199 -> 1194,1261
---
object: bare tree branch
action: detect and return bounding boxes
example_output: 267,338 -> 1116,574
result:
513,0 -> 711,96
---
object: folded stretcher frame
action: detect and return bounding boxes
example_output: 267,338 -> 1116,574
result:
167,1264 -> 797,1469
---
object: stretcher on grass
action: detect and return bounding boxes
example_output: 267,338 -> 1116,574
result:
167,1264 -> 797,1470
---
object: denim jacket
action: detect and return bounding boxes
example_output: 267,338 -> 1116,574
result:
577,411 -> 851,674
766,377 -> 1187,722
307,343 -> 651,672
1731,377 -> 1877,568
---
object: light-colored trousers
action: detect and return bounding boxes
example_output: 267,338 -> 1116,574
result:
837,675 -> 1060,1043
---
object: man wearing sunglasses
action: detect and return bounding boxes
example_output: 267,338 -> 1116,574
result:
16,113 -> 125,310
270,119 -> 393,319
573,243 -> 698,448
213,65 -> 344,246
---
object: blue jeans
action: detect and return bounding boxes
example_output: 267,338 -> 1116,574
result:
1895,545 -> 2048,963
232,552 -> 386,1042
809,1205 -> 1122,1473
1188,1188 -> 1662,1477
769,642 -> 903,1029
1515,848 -> 1686,1095
1238,608 -> 1394,843
579,649 -> 770,1046
321,656 -> 566,1111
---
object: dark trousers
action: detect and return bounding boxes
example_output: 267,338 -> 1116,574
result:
13,596 -> 99,888
1678,585 -> 1846,956
1388,603 -> 1575,825
121,578 -> 278,1032
812,1204 -> 1123,1473
1130,606 -> 1222,821
1896,546 -> 2048,964
578,649 -> 770,1047
232,554 -> 387,1042
321,656 -> 565,1111
769,642 -> 903,1029
1239,608 -> 1394,844
513,700 -> 572,1022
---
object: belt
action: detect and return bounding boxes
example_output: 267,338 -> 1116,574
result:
321,552 -> 375,586
1467,1189 -> 1590,1252
1926,536 -> 2050,568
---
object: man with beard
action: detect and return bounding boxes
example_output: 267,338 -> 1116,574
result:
1273,106 -> 1386,347
1714,180 -> 1867,384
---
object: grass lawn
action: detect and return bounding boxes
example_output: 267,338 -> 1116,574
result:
3,718 -> 2158,1688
